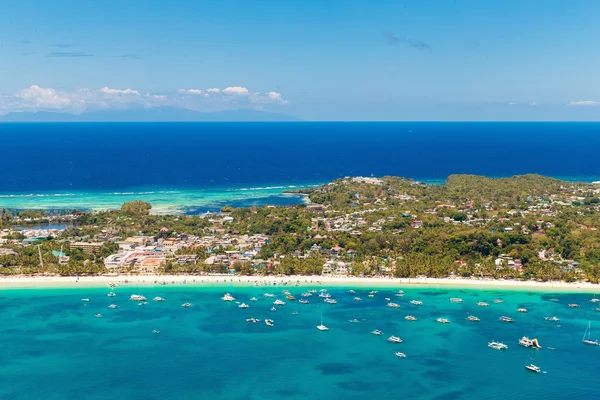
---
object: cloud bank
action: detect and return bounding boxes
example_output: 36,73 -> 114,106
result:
0,85 -> 288,114
567,100 -> 600,106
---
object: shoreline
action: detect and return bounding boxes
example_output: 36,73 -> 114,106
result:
1,275 -> 598,292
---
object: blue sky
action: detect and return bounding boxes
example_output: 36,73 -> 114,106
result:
1,0 -> 600,120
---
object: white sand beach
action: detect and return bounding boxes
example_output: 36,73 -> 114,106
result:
0,274 -> 598,292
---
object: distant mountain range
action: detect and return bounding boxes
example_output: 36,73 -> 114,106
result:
0,107 -> 300,122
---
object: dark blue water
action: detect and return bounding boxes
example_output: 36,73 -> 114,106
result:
1,122 -> 599,192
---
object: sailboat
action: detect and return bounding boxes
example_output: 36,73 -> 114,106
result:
582,321 -> 599,345
316,312 -> 329,331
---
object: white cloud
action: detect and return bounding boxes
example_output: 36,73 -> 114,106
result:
16,85 -> 74,109
178,89 -> 203,95
222,86 -> 249,95
529,102 -> 538,107
1,85 -> 288,115
567,100 -> 600,106
99,87 -> 141,96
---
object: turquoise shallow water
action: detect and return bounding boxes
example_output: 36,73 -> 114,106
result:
1,285 -> 599,400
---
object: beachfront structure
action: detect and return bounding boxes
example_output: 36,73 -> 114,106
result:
70,242 -> 103,254
104,251 -> 166,273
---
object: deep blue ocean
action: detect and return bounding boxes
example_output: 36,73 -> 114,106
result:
1,284 -> 599,400
1,122 -> 599,212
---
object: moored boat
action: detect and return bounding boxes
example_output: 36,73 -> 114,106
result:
388,335 -> 402,343
499,316 -> 514,323
488,341 -> 508,350
405,315 -> 417,321
450,298 -> 463,303
437,318 -> 450,324
525,364 -> 541,373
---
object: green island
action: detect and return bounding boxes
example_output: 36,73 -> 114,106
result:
1,174 -> 600,283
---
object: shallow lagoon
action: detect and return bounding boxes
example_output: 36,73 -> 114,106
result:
1,285 -> 599,400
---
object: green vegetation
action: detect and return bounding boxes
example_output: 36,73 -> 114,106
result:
1,174 -> 600,283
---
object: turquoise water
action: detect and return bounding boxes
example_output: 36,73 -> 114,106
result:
0,185 -> 314,214
1,285 -> 599,400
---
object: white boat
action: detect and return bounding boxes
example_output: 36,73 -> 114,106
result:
181,302 -> 193,308
550,298 -> 559,302
395,352 -> 407,358
348,318 -> 360,323
273,299 -> 285,306
499,316 -> 514,323
385,297 -> 391,301
316,313 -> 329,331
153,329 -> 160,334
153,296 -> 165,302
222,293 -> 235,302
387,302 -> 400,308
477,301 -> 489,307
246,318 -> 260,323
324,298 -> 337,304
265,319 -> 274,327
264,293 -> 275,298
81,298 -> 90,302
130,294 -> 146,301
292,311 -> 299,315
397,290 -> 405,295
353,297 -> 361,301
107,292 -> 116,297
348,290 -> 356,294
301,292 -> 312,297
410,300 -> 423,305
271,307 -> 277,312
494,299 -> 504,304
582,321 -> 599,345
250,297 -> 257,301
518,308 -> 528,313
308,289 -> 317,293
372,329 -> 383,335
95,313 -> 102,318
590,295 -> 600,303
239,303 -> 249,309
394,293 -> 404,297
388,335 -> 402,343
545,316 -> 559,322
437,318 -> 450,324
319,293 -> 331,298
299,299 -> 309,304
467,315 -> 480,322
108,304 -> 119,309
368,294 -> 375,298
405,315 -> 417,321
488,341 -> 508,350
568,303 -> 580,308
450,298 -> 463,303
519,336 -> 541,348
525,364 -> 541,373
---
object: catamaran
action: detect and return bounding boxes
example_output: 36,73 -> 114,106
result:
316,313 -> 329,331
582,321 -> 599,345
221,293 -> 235,302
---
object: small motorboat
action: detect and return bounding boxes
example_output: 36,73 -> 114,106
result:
493,299 -> 504,304
239,303 -> 249,309
292,311 -> 299,315
181,302 -> 193,308
81,298 -> 90,302
221,293 -> 235,302
477,301 -> 489,307
250,297 -> 258,301
387,302 -> 400,308
153,329 -> 160,334
324,298 -> 337,304
467,315 -> 480,322
265,319 -> 275,327
568,303 -> 580,308
437,318 -> 450,324
153,297 -> 165,302
348,318 -> 360,323
488,341 -> 508,350
299,299 -> 309,304
108,304 -> 119,309
246,318 -> 260,323
353,297 -> 361,301
273,299 -> 285,306
95,314 -> 102,318
449,298 -> 463,303
544,316 -> 560,322
271,307 -> 277,312
517,308 -> 528,313
130,295 -> 146,301
499,316 -> 514,323
387,335 -> 402,343
525,364 -> 541,373
395,352 -> 407,358
405,315 -> 417,321
348,290 -> 356,294
107,292 -> 116,297
372,329 -> 383,336
410,300 -> 423,306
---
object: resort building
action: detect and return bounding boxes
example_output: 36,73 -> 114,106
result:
70,242 -> 103,254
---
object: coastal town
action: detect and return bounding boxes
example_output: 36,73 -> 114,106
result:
1,174 -> 600,284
